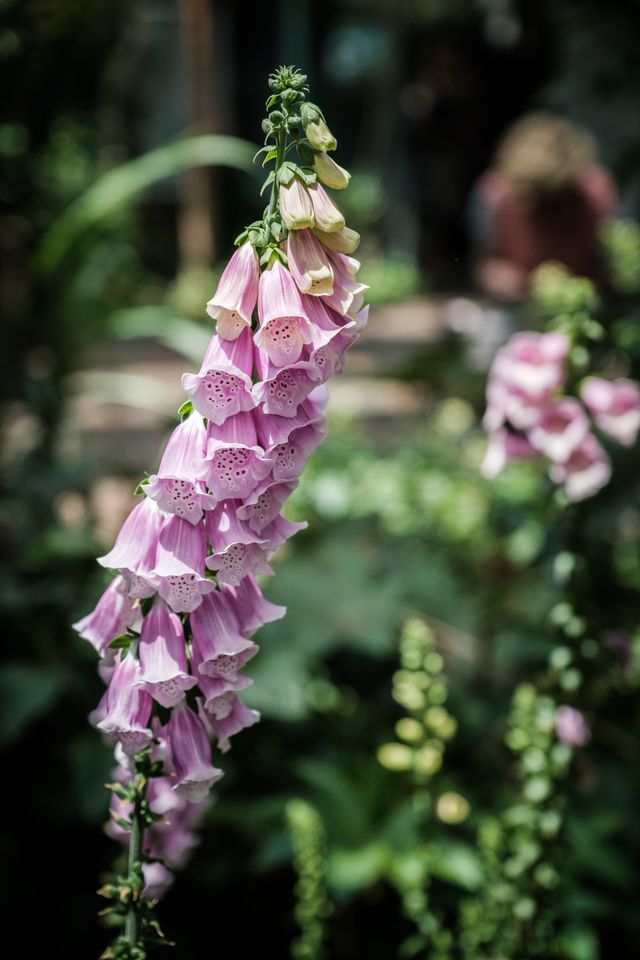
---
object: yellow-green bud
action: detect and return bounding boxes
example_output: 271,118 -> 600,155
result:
306,118 -> 337,152
435,791 -> 470,824
413,744 -> 442,776
395,718 -> 424,743
313,152 -> 350,189
377,742 -> 413,771
313,226 -> 360,254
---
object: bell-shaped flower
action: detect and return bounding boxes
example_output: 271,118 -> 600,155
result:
581,377 -> 640,447
96,651 -> 153,756
237,478 -> 298,533
491,331 -> 569,402
255,260 -> 313,367
166,703 -> 224,802
142,863 -> 174,901
260,513 -> 308,556
206,242 -> 259,340
73,576 -> 140,661
314,152 -> 350,189
189,590 -> 258,680
197,411 -> 273,501
136,597 -> 197,707
254,398 -> 327,480
97,497 -> 164,599
314,225 -> 360,254
180,329 -> 257,426
321,252 -> 368,315
197,672 -> 253,714
253,353 -> 319,418
279,178 -> 315,230
148,515 -> 215,613
221,573 -> 286,634
199,696 -> 260,754
549,432 -> 611,501
529,398 -> 590,463
287,229 -> 334,296
145,413 -> 215,524
307,182 -> 345,233
204,502 -> 273,585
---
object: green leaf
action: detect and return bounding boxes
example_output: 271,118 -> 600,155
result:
178,399 -> 193,419
329,842 -> 391,894
262,149 -> 278,166
260,170 -> 275,196
426,840 -> 483,891
36,135 -> 258,274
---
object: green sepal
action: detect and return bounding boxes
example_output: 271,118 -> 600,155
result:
262,148 -> 278,166
234,228 -> 249,246
108,634 -> 134,651
252,145 -> 271,163
269,220 -> 285,241
177,399 -> 193,420
297,166 -> 317,186
133,475 -> 149,496
266,93 -> 280,109
277,161 -> 297,186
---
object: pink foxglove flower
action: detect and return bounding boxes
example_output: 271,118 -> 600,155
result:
199,696 -> 259,753
96,652 -> 153,755
528,398 -> 590,463
279,177 -> 315,230
555,705 -> 591,746
549,432 -> 611,502
189,590 -> 258,681
581,377 -> 640,447
136,597 -> 197,707
287,229 -> 334,296
206,242 -> 259,340
205,502 -> 273,585
255,260 -> 313,366
145,413 -> 216,524
166,703 -> 224,802
197,411 -> 273,500
180,329 -> 257,425
72,576 -> 140,661
97,497 -> 164,597
307,182 -> 345,233
148,515 -> 215,613
480,428 -> 536,479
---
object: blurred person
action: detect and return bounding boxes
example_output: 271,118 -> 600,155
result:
469,113 -> 616,299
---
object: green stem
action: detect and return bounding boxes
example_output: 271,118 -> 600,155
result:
267,125 -> 287,219
124,773 -> 145,949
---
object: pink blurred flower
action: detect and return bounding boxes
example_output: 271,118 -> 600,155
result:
555,705 -> 591,747
549,433 -> 611,501
581,377 -> 640,447
528,398 -> 590,463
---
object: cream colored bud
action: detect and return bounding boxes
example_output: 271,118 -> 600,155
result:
314,226 -> 360,254
377,742 -> 413,771
306,118 -> 337,152
435,792 -> 470,824
313,152 -> 351,189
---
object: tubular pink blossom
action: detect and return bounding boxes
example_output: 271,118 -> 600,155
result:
145,413 -> 216,524
96,651 -> 153,755
206,242 -> 259,340
255,260 -> 313,367
72,576 -> 140,661
197,412 -> 273,501
204,502 -> 273,585
189,590 -> 258,680
528,398 -> 590,463
480,429 -> 537,479
136,597 -> 197,707
491,331 -> 569,401
549,433 -> 611,502
278,178 -> 315,230
166,703 -> 224,802
287,229 -> 334,296
236,478 -> 299,532
253,351 -> 319,418
555,705 -> 591,746
307,182 -> 345,233
148,515 -> 215,613
180,329 -> 258,426
197,672 -> 253,713
221,573 -> 286,633
581,377 -> 640,446
313,151 -> 351,190
97,498 -> 164,598
199,696 -> 260,754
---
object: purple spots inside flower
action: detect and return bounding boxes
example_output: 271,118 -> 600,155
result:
153,678 -> 185,707
273,440 -> 304,480
206,692 -> 234,719
209,654 -> 239,677
216,544 -> 250,583
119,730 -> 151,755
162,575 -> 201,612
128,573 -> 155,600
201,370 -> 244,414
263,317 -> 305,366
264,369 -> 310,415
208,448 -> 255,499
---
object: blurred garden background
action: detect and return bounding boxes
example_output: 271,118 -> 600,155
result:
2,0 -> 640,956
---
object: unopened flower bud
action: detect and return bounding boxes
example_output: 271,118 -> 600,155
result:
306,118 -> 337,152
314,152 -> 350,189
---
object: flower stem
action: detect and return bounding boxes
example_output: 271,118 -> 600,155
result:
124,767 -> 145,952
267,125 -> 287,219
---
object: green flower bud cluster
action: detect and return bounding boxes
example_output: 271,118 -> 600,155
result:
530,263 -> 603,367
237,65 -> 342,267
378,618 -> 458,785
99,750 -> 170,960
460,684 -> 569,959
286,799 -> 331,960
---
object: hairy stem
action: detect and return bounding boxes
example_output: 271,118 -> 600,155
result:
267,125 -> 287,218
124,770 -> 145,951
